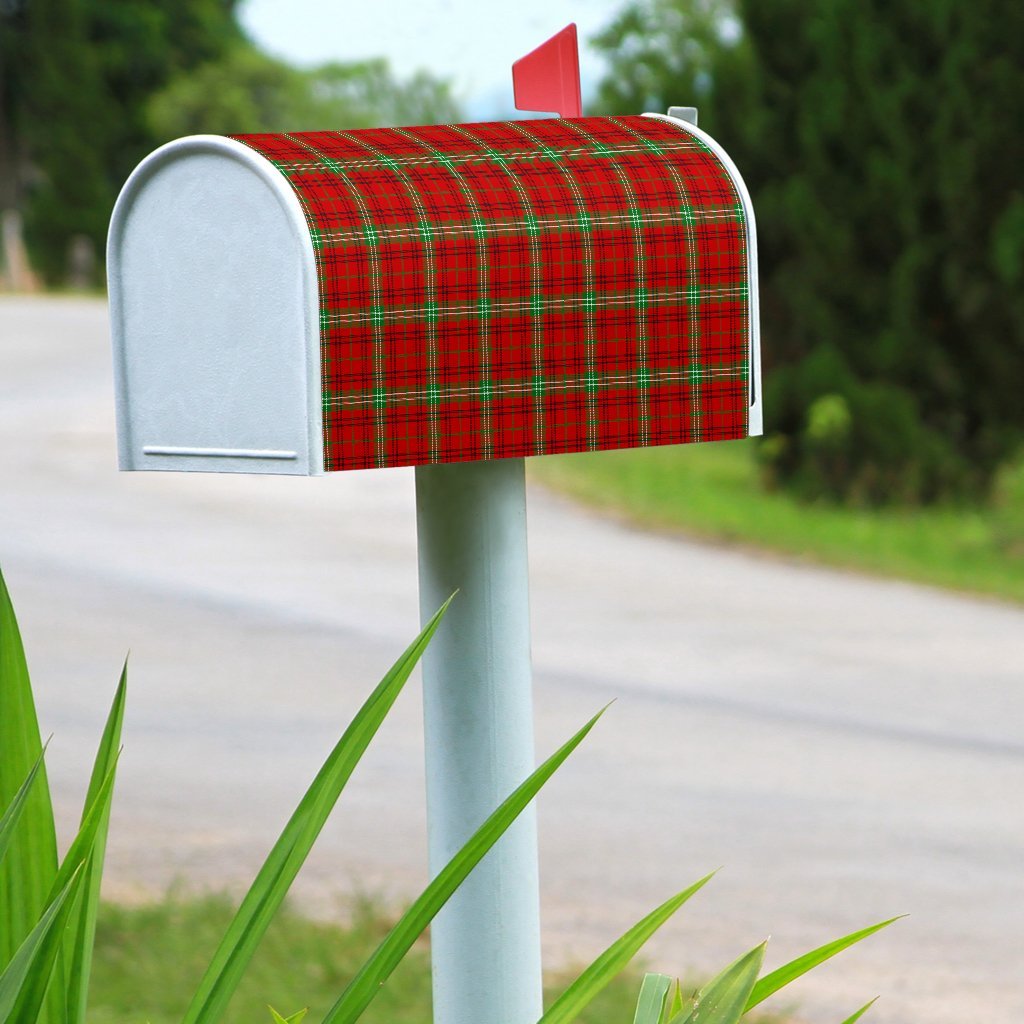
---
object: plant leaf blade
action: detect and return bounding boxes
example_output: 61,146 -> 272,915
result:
0,868 -> 84,1024
12,761 -> 118,1023
539,873 -> 714,1024
671,943 -> 765,1024
633,973 -> 672,1024
666,979 -> 684,1020
745,918 -> 901,1012
269,1008 -> 308,1024
0,751 -> 46,870
321,708 -> 606,1024
66,662 -> 128,1024
182,598 -> 453,1024
0,568 -> 59,997
840,997 -> 878,1024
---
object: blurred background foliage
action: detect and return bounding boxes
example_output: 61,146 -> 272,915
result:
595,0 -> 1024,506
0,0 -> 462,284
146,50 -> 463,142
1,0 -> 1022,513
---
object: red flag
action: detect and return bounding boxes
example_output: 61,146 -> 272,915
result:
512,24 -> 583,118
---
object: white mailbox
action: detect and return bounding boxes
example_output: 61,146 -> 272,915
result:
108,114 -> 759,477
105,28 -> 766,1024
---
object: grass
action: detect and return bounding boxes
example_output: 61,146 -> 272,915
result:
86,895 -> 646,1024
85,894 -> 800,1024
530,440 -> 1024,604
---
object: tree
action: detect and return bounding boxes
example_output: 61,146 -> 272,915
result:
146,46 -> 463,140
1,1 -> 463,287
1,0 -> 242,284
594,0 -> 1024,504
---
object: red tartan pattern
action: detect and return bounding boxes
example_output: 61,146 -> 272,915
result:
233,116 -> 752,471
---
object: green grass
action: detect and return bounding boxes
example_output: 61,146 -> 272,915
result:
88,895 -> 431,1024
530,440 -> 1024,604
85,895 -> 646,1024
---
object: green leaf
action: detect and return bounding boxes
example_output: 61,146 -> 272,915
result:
666,980 -> 684,1021
268,1008 -> 308,1024
670,943 -> 765,1024
0,867 -> 85,1024
633,973 -> 671,1024
50,762 -> 119,906
745,918 -> 902,1011
66,662 -> 127,1024
321,708 -> 607,1024
839,997 -> 878,1024
12,761 -> 119,1022
0,750 -> 46,870
0,568 -> 59,995
539,873 -> 714,1024
182,597 -> 454,1024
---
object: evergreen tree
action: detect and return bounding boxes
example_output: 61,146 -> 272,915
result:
595,0 -> 1024,503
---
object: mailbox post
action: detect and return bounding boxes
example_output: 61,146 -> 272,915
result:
107,25 -> 760,1024
416,458 -> 540,1023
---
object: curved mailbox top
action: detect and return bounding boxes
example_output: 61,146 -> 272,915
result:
109,113 -> 759,475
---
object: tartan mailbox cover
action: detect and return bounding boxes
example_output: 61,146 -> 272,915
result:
108,113 -> 760,476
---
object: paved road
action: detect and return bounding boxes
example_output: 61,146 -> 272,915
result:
1,297 -> 1022,1022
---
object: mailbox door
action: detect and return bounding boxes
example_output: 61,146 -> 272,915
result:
108,136 -> 322,475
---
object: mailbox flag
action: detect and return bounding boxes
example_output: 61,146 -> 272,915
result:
512,24 -> 583,117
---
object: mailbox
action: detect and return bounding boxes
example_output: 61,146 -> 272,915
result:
106,51 -> 766,1024
108,112 -> 760,475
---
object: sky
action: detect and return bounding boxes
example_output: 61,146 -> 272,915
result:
238,0 -> 626,119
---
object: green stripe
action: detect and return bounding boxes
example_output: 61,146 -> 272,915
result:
392,126 -> 497,459
323,365 -> 746,409
612,117 -> 715,441
334,128 -> 444,464
294,194 -> 742,250
506,120 -> 602,450
449,123 -> 549,455
270,139 -> 701,175
278,133 -> 389,468
562,118 -> 654,445
319,288 -> 745,324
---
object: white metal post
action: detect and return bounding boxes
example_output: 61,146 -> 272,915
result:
415,457 -> 543,1024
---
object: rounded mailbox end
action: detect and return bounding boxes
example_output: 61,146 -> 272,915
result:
107,135 -> 323,476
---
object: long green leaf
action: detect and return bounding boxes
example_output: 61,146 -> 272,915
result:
66,663 -> 127,1024
539,873 -> 714,1024
183,598 -> 453,1024
0,568 -> 59,1005
12,762 -> 119,1022
839,998 -> 878,1024
49,763 -> 119,905
633,974 -> 671,1024
670,943 -> 765,1024
0,868 -> 84,1024
0,750 -> 46,870
745,918 -> 902,1012
321,708 -> 607,1024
